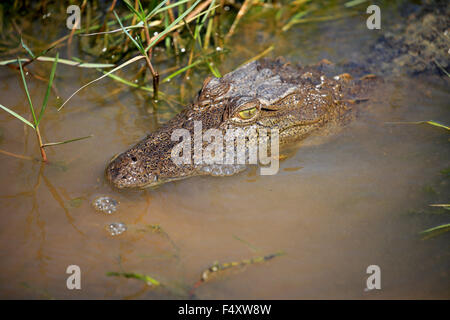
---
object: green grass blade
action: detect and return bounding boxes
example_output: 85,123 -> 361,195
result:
164,11 -> 171,52
424,120 -> 450,130
385,120 -> 450,131
159,4 -> 220,41
282,10 -> 310,32
203,0 -> 217,50
113,11 -> 146,56
238,45 -> 274,68
0,57 -> 114,68
96,68 -> 156,93
434,60 -> 450,77
153,0 -> 190,16
144,0 -> 170,20
106,272 -> 160,286
201,0 -> 216,28
21,37 -> 35,58
37,52 -> 59,127
122,0 -> 144,21
137,0 -> 145,14
79,22 -> 155,37
20,39 -> 56,67
144,0 -> 202,52
18,58 -> 37,127
37,44 -> 57,57
0,103 -> 35,128
233,235 -> 260,252
58,55 -> 146,111
420,223 -> 450,240
194,0 -> 216,40
429,204 -> 450,211
162,59 -> 202,82
41,134 -> 92,147
206,61 -> 221,78
344,0 -> 368,7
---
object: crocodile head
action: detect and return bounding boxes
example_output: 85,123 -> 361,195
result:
105,58 -> 365,189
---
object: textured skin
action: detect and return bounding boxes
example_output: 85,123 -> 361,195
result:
105,58 -> 373,189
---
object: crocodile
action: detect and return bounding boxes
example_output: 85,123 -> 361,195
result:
105,58 -> 376,189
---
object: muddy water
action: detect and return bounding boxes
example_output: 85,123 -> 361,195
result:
0,2 -> 449,299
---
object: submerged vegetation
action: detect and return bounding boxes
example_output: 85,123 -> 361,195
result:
107,271 -> 161,286
104,221 -> 285,298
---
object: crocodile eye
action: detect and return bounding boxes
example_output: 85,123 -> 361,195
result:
237,107 -> 258,120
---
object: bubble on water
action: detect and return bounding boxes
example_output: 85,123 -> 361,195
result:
92,196 -> 118,214
107,222 -> 127,236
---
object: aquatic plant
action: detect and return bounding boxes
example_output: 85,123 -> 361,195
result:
420,223 -> 450,240
1,1 -> 344,113
58,0 -> 222,108
0,50 -> 92,162
106,271 -> 161,286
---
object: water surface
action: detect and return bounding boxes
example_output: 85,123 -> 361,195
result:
0,1 -> 449,299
